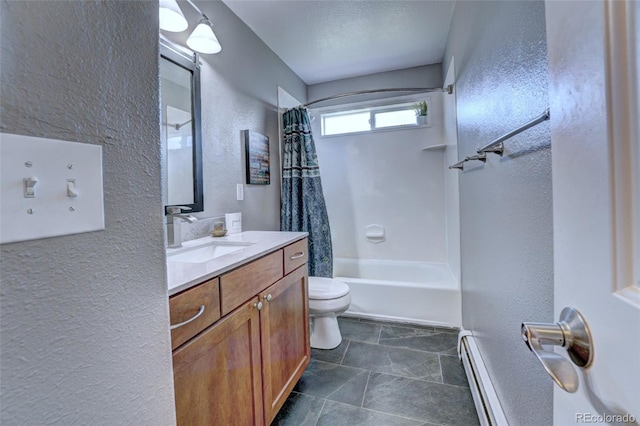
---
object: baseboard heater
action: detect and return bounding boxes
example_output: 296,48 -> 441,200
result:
458,331 -> 509,426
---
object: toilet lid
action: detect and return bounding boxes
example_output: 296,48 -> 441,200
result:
308,277 -> 350,300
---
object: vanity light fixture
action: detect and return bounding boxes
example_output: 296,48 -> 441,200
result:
159,0 -> 222,55
159,0 -> 188,32
187,18 -> 222,54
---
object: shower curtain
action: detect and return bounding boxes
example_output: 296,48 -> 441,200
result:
281,107 -> 333,277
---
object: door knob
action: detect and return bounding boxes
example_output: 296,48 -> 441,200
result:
521,307 -> 593,393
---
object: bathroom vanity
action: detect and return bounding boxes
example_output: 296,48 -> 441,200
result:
167,231 -> 309,425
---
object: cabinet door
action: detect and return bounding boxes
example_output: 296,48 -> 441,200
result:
260,265 -> 310,424
172,298 -> 264,426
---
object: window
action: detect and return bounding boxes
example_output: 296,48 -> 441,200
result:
320,101 -> 427,136
373,108 -> 417,128
322,110 -> 370,136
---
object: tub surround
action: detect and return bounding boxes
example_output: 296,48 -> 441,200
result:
167,231 -> 307,295
312,93 -> 447,264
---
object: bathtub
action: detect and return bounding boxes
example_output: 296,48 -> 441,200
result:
334,258 -> 461,327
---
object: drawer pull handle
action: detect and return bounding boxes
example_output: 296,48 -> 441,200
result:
263,294 -> 273,302
254,301 -> 263,311
170,305 -> 205,330
290,252 -> 305,260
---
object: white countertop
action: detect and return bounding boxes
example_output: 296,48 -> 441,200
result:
167,231 -> 308,296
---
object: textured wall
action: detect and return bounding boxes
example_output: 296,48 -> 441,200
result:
0,1 -> 176,424
163,0 -> 307,234
443,1 -> 554,424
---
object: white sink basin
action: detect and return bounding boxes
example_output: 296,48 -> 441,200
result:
168,242 -> 252,264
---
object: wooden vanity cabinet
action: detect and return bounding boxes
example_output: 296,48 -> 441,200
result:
169,238 -> 310,426
219,250 -> 283,317
169,277 -> 220,350
283,238 -> 308,274
260,265 -> 310,424
172,298 -> 264,426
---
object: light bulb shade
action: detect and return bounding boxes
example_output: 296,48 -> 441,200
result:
159,0 -> 188,32
187,21 -> 222,54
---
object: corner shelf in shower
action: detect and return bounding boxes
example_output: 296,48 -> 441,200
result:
422,144 -> 447,151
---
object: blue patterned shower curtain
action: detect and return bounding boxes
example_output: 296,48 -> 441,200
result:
281,107 -> 333,277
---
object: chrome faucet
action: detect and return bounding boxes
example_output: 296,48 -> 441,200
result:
166,206 -> 198,248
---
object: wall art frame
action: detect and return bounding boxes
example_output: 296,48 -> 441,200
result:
244,130 -> 270,185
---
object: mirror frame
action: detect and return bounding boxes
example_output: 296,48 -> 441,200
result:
160,41 -> 204,213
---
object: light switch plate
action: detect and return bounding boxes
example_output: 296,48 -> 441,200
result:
0,133 -> 105,244
236,183 -> 244,201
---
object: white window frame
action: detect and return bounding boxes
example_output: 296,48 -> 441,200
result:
316,94 -> 431,137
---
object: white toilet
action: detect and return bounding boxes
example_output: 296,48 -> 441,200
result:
308,276 -> 351,349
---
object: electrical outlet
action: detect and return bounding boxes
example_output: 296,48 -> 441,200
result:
236,184 -> 244,201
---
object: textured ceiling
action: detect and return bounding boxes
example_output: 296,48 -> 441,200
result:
222,0 -> 456,85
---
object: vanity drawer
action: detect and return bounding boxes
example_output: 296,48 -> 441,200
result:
169,277 -> 220,350
284,238 -> 308,275
220,250 -> 284,316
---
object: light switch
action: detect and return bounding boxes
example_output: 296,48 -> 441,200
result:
23,176 -> 38,198
67,179 -> 78,197
236,184 -> 244,201
0,133 -> 104,244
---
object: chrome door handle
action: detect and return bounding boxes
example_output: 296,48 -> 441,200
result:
263,294 -> 272,302
521,306 -> 593,393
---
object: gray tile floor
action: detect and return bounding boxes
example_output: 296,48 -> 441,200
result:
271,317 -> 480,426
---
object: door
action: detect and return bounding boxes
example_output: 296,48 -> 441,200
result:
260,265 -> 310,424
546,0 -> 639,424
172,298 -> 264,426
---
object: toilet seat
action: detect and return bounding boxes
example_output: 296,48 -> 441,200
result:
308,277 -> 350,300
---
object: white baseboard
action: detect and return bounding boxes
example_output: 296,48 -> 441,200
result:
458,331 -> 509,426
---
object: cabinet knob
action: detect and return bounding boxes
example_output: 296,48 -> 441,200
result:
254,301 -> 263,311
263,294 -> 273,302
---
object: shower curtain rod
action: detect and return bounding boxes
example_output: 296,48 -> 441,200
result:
302,85 -> 454,108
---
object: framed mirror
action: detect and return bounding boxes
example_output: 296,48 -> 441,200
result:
160,41 -> 203,213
